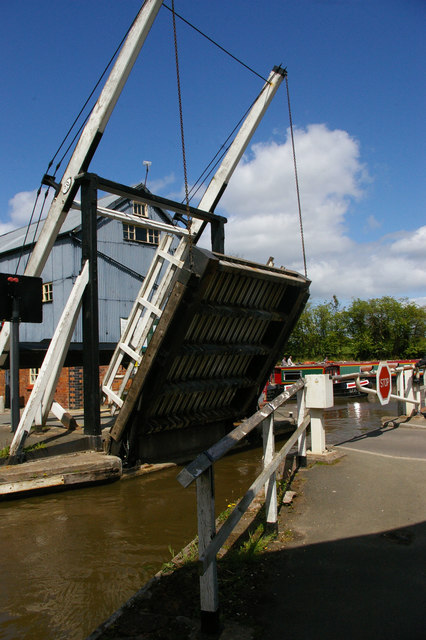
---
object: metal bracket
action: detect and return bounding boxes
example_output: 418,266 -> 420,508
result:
41,174 -> 61,195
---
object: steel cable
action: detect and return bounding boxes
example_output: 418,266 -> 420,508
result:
285,74 -> 307,278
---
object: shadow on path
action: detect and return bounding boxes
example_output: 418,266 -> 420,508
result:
254,520 -> 426,640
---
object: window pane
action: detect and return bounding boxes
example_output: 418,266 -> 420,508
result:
42,282 -> 53,302
133,202 -> 147,217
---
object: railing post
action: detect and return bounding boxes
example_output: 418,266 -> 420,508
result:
396,369 -> 404,416
310,408 -> 326,454
297,387 -> 307,466
403,368 -> 415,416
262,414 -> 277,532
305,375 -> 333,455
196,467 -> 220,635
420,382 -> 426,411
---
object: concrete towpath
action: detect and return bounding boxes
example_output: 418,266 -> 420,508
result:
254,419 -> 426,640
0,408 -> 122,497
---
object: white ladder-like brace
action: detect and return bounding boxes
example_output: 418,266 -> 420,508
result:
101,233 -> 189,411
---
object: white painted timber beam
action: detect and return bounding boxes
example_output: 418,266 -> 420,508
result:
0,0 -> 164,359
72,202 -> 190,237
25,0 -> 164,279
8,262 -> 89,458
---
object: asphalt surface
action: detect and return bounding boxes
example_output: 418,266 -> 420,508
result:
255,420 -> 426,640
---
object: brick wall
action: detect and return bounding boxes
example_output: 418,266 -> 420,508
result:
68,367 -> 84,409
0,364 -> 128,410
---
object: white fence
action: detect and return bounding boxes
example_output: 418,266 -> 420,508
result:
177,364 -> 424,634
177,374 -> 333,634
334,363 -> 424,414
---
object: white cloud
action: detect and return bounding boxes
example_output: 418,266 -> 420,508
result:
388,225 -> 426,258
0,188 -> 54,235
148,172 -> 176,194
411,297 -> 426,308
211,124 -> 426,302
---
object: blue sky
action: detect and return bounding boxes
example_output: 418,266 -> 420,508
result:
1,0 -> 424,305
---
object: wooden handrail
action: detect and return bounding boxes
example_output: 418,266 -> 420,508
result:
177,377 -> 305,488
198,413 -> 311,574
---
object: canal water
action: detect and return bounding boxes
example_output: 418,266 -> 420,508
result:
0,396 -> 398,640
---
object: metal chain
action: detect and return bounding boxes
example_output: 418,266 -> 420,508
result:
285,74 -> 307,278
171,0 -> 194,268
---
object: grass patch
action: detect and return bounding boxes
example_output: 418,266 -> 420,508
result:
0,441 -> 46,460
0,445 -> 10,459
315,457 -> 342,466
161,539 -> 199,574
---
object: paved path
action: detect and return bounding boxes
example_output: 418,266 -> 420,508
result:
256,422 -> 426,640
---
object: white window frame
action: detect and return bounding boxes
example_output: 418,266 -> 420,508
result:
123,225 -> 137,241
29,368 -> 40,385
133,201 -> 148,217
42,282 -> 53,303
123,224 -> 159,245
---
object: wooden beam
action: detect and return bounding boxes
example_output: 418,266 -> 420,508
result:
87,174 -> 227,225
81,176 -> 101,437
198,413 -> 311,574
177,378 -> 304,488
180,343 -> 269,356
197,467 -> 220,634
161,375 -> 254,395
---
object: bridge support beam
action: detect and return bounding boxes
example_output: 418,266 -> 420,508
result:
81,175 -> 101,441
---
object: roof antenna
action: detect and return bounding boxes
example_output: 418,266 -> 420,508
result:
143,160 -> 152,187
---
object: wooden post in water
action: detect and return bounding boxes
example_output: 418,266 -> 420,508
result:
196,467 -> 220,635
262,414 -> 277,532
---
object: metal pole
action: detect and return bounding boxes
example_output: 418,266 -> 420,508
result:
10,296 -> 20,433
81,175 -> 101,445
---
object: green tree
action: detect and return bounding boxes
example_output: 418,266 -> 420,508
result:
286,296 -> 349,361
285,295 -> 425,362
345,297 -> 425,359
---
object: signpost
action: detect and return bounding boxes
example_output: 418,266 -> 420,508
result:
376,361 -> 392,405
0,274 -> 42,432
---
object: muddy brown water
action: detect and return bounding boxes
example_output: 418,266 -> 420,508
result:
0,396 -> 399,640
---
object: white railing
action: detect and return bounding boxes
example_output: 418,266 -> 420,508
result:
177,374 -> 332,634
333,363 -> 424,414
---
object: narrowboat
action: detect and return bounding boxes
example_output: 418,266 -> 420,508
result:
263,359 -> 421,400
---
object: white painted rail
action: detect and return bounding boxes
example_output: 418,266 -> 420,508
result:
177,377 -> 326,635
333,363 -> 422,413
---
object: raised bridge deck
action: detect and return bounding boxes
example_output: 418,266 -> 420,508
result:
106,247 -> 310,463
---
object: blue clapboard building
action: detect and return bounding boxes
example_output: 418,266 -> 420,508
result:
0,184 -> 173,407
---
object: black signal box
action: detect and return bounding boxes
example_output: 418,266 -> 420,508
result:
0,273 -> 43,323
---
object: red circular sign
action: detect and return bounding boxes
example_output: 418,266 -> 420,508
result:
376,362 -> 392,405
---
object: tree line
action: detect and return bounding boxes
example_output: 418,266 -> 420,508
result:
285,296 -> 426,362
